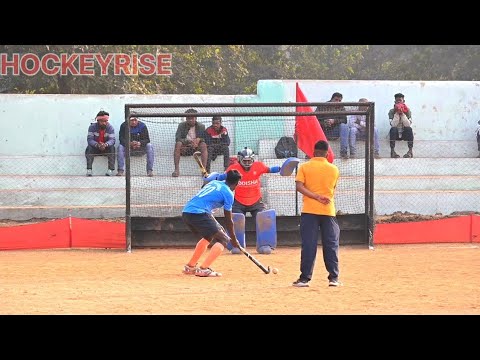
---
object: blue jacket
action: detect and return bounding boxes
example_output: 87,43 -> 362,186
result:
87,122 -> 116,148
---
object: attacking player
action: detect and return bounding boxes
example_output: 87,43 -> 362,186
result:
204,147 -> 297,254
182,169 -> 242,277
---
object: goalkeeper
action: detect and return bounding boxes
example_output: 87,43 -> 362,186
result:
204,147 -> 281,254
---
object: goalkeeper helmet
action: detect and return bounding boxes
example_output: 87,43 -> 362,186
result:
237,147 -> 255,169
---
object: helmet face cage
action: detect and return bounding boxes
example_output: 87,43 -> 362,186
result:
237,147 -> 255,168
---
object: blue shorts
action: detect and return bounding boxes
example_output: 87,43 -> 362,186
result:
182,212 -> 222,239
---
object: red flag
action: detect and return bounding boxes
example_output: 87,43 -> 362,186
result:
294,83 -> 335,162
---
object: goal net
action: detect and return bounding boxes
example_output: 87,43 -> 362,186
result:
124,102 -> 376,250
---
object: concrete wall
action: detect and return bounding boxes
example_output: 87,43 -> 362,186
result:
274,79 -> 480,141
1,80 -> 479,158
1,80 -> 479,220
0,94 -> 239,156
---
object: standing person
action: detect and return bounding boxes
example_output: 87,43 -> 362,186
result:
388,93 -> 414,158
116,116 -> 155,177
348,98 -> 381,159
204,115 -> 231,173
292,140 -> 341,288
172,108 -> 207,177
182,169 -> 242,277
85,110 -> 116,177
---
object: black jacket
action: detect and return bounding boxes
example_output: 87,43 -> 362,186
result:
315,101 -> 347,129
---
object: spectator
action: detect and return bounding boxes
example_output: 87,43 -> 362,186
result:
476,120 -> 480,158
85,110 -> 116,177
389,93 -> 414,158
172,108 -> 207,177
116,116 -> 155,177
204,115 -> 231,173
292,140 -> 341,288
315,92 -> 349,159
347,98 -> 381,159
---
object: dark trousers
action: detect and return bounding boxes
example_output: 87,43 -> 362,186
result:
389,127 -> 414,149
299,213 -> 340,282
232,199 -> 266,223
477,133 -> 480,151
85,145 -> 116,170
206,144 -> 230,172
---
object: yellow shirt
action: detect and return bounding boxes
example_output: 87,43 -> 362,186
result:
295,157 -> 339,216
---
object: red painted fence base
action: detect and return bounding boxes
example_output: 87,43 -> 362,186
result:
1,215 -> 479,250
375,215 -> 480,244
0,218 -> 125,250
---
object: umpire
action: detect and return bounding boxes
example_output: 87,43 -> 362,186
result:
292,140 -> 341,288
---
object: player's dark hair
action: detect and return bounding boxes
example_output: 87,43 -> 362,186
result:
212,115 -> 222,123
394,93 -> 405,99
314,140 -> 329,151
313,140 -> 329,158
330,92 -> 343,100
226,169 -> 242,185
185,108 -> 198,114
96,110 -> 109,117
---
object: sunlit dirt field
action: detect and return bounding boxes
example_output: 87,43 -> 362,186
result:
1,244 -> 479,315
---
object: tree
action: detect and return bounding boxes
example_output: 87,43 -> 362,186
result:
3,45 -> 480,94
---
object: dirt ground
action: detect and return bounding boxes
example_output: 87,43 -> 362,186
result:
1,244 -> 479,315
375,211 -> 480,224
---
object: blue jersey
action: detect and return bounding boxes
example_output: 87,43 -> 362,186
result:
183,180 -> 234,214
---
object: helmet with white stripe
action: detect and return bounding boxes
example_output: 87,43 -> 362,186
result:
237,147 -> 255,169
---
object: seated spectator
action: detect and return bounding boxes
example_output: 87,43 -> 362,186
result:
117,116 -> 155,177
205,116 -> 231,173
476,120 -> 480,158
388,93 -> 414,158
347,98 -> 381,159
172,108 -> 207,177
85,110 -> 116,177
315,92 -> 349,159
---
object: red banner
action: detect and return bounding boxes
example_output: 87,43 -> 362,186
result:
294,83 -> 334,162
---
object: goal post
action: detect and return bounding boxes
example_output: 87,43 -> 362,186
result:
124,102 -> 376,251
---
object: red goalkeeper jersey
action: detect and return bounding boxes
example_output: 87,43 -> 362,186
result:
226,161 -> 270,206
